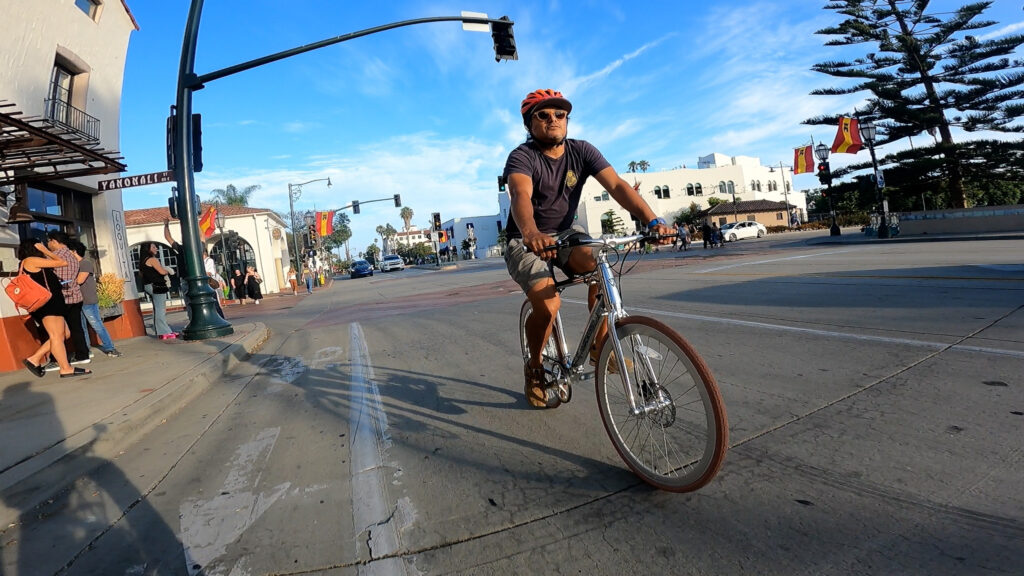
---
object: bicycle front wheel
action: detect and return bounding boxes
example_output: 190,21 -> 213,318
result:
595,317 -> 727,492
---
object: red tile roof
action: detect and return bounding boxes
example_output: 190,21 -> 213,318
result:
124,204 -> 276,227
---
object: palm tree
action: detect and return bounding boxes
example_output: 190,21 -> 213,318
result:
637,160 -> 650,173
626,161 -> 638,173
210,184 -> 259,206
400,206 -> 414,232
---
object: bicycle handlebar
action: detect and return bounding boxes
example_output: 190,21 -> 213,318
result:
524,231 -> 675,253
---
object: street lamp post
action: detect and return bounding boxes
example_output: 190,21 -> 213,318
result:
770,162 -> 794,229
813,143 -> 841,236
214,203 -> 230,299
288,177 -> 331,274
859,118 -> 889,239
170,0 -> 516,340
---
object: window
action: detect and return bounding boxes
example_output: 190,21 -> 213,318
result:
602,192 -> 609,201
48,65 -> 74,126
654,186 -> 662,199
661,185 -> 670,199
746,215 -> 756,221
718,181 -> 727,195
695,183 -> 703,196
727,181 -> 735,195
75,0 -> 100,19
686,184 -> 695,196
755,180 -> 763,192
594,195 -> 602,202
776,212 -> 784,220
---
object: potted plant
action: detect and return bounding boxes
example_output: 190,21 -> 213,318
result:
97,273 -> 126,318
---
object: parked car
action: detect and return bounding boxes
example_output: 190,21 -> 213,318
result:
380,254 -> 405,272
720,221 -> 767,242
350,259 -> 374,278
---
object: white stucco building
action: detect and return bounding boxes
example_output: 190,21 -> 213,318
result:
124,205 -> 293,297
496,152 -> 808,238
0,0 -> 141,372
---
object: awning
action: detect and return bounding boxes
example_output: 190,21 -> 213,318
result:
0,100 -> 126,188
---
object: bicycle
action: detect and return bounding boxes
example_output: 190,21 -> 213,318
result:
519,232 -> 728,492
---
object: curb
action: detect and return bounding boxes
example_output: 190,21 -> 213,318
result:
0,323 -> 270,529
804,232 -> 1024,246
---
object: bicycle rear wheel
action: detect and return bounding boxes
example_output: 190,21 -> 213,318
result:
595,316 -> 727,492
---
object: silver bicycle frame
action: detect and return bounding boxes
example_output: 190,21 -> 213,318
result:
549,236 -> 644,411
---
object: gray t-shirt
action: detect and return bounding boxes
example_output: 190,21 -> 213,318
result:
503,138 -> 610,238
78,258 -> 98,305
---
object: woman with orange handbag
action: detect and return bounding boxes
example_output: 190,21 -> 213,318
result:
18,238 -> 90,378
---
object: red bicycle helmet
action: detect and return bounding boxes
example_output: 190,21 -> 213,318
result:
520,89 -> 572,122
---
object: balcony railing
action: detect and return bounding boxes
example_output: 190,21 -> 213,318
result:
43,98 -> 100,141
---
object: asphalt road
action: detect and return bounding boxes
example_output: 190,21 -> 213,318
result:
20,234 -> 1024,575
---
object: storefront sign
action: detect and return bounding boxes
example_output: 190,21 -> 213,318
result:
98,170 -> 174,191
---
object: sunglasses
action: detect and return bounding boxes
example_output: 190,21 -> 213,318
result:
533,110 -> 568,122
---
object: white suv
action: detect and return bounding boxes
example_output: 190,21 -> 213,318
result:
380,254 -> 405,272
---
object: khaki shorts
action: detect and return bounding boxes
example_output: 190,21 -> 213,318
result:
505,225 -> 590,293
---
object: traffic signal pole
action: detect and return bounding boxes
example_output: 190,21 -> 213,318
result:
171,0 -> 515,339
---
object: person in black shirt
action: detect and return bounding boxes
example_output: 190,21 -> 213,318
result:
503,89 -> 673,408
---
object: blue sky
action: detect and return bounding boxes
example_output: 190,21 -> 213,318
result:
119,1 -> 1023,252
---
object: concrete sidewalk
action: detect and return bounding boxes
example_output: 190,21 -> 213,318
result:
0,316 -> 270,529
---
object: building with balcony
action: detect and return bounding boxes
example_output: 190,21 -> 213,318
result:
0,1 -> 140,372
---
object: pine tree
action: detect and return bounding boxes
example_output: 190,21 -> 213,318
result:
805,1 -> 1024,208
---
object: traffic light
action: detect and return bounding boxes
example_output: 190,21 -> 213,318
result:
352,200 -> 360,214
816,161 -> 832,186
497,175 -> 507,192
438,230 -> 448,243
432,212 -> 442,231
308,223 -> 317,245
490,16 -> 518,62
393,194 -> 401,207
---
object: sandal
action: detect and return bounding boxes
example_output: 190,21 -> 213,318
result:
524,365 -> 560,408
23,359 -> 45,378
59,367 -> 92,378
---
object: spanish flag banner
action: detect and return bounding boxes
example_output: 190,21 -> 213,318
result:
793,145 -> 814,174
198,205 -> 217,239
316,210 -> 335,237
831,117 -> 863,154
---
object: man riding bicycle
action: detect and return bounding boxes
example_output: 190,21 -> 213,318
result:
503,89 -> 674,408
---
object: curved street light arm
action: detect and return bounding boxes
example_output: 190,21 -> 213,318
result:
190,15 -> 511,89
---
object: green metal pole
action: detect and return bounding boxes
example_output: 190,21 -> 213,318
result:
174,0 -> 233,339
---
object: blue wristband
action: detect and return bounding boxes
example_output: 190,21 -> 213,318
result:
648,217 -> 667,228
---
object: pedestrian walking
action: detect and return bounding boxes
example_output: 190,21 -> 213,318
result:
46,231 -> 90,364
302,265 -> 314,294
232,269 -> 246,305
245,266 -> 263,304
163,218 -> 190,322
288,268 -> 298,295
18,239 -> 91,378
139,241 -> 176,339
70,240 -> 122,357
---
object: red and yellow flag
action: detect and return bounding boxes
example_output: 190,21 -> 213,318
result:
793,145 -> 815,174
316,210 -> 335,237
198,205 -> 217,239
831,116 -> 863,154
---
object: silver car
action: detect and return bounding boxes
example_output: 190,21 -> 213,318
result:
720,221 -> 767,242
380,254 -> 405,272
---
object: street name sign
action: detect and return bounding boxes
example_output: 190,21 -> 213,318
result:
98,170 -> 174,191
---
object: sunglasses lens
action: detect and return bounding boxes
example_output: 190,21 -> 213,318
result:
535,110 -> 567,121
